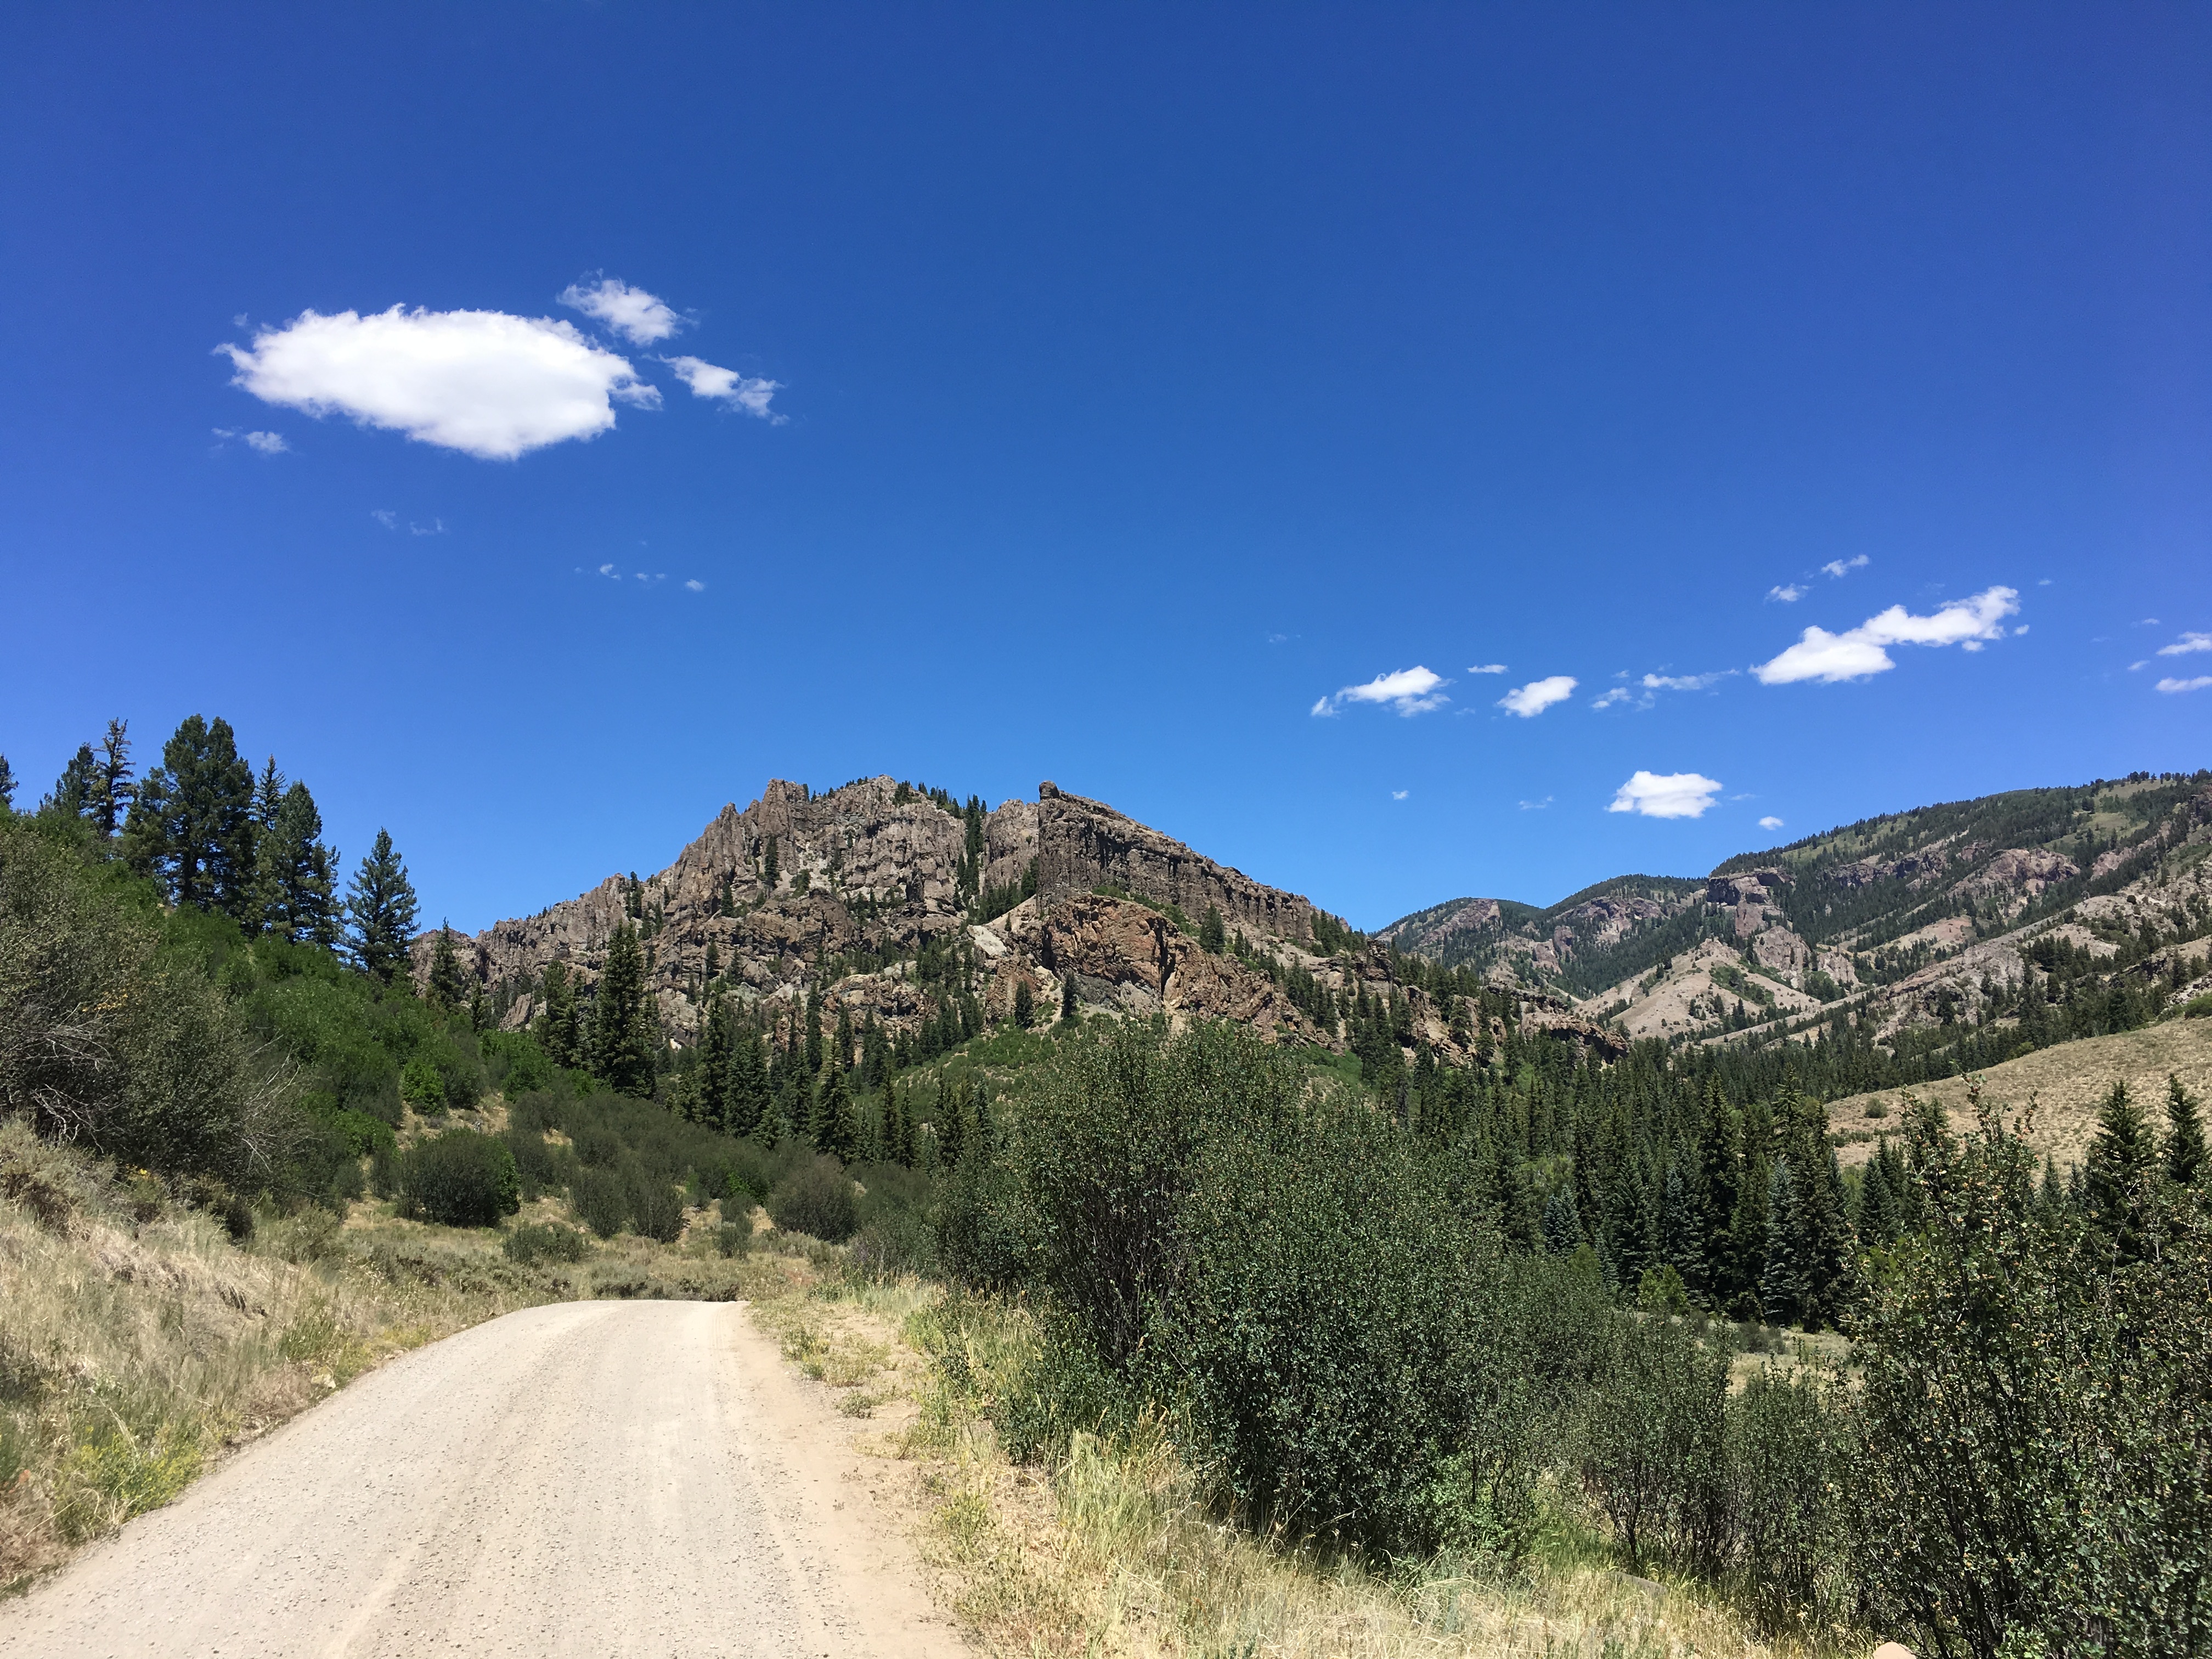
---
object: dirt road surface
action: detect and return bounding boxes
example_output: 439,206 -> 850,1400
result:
0,1299 -> 966,1658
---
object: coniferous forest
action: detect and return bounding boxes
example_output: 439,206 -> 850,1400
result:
4,718 -> 2210,1655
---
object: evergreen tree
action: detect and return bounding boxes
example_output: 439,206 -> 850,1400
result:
933,1074 -> 963,1169
90,719 -> 132,838
0,753 -> 15,811
252,782 -> 340,944
820,1061 -> 860,1163
2165,1073 -> 2205,1189
756,1069 -> 784,1150
343,827 -> 419,982
727,1031 -> 768,1138
123,714 -> 256,916
591,922 -> 657,1096
466,981 -> 489,1032
698,996 -> 733,1128
1541,1184 -> 1583,1255
428,925 -> 467,1008
1660,1157 -> 1705,1291
832,999 -> 854,1074
2083,1079 -> 2158,1260
1198,903 -> 1227,953
1695,1080 -> 1742,1304
251,755 -> 286,836
537,962 -> 582,1068
763,835 -> 779,889
1759,1158 -> 1807,1326
1013,979 -> 1034,1028
43,743 -> 97,819
803,987 -> 823,1075
1061,972 -> 1079,1023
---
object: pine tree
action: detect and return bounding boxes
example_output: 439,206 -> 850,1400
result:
803,988 -> 823,1075
251,755 -> 286,837
43,743 -> 97,819
1660,1157 -> 1705,1292
466,982 -> 489,1032
1013,979 -> 1034,1028
537,962 -> 581,1068
344,828 -> 419,982
1541,1185 -> 1583,1255
763,835 -> 780,889
2084,1079 -> 2157,1260
251,781 -> 340,944
1759,1159 -> 1807,1327
832,999 -> 854,1074
932,1074 -> 963,1169
727,1032 -> 768,1137
123,714 -> 256,916
90,719 -> 132,838
428,925 -> 467,1007
591,922 -> 657,1096
1198,903 -> 1226,954
1695,1080 -> 1741,1304
1061,972 -> 1079,1023
820,1061 -> 859,1163
698,996 -> 733,1127
0,753 -> 15,811
2165,1073 -> 2206,1189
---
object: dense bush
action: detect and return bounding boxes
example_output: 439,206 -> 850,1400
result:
397,1129 -> 520,1227
570,1165 -> 629,1238
768,1155 -> 857,1242
503,1220 -> 589,1265
626,1165 -> 685,1243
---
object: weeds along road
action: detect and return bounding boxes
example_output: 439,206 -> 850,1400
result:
0,1300 -> 963,1658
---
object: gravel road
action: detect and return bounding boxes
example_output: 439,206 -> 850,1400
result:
0,1300 -> 964,1658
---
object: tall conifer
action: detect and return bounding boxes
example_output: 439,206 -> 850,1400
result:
2165,1073 -> 2205,1189
344,828 -> 419,982
698,996 -> 733,1128
591,922 -> 657,1096
90,719 -> 132,837
428,925 -> 467,1007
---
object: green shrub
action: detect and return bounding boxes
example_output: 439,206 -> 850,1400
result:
503,1221 -> 589,1265
571,1165 -> 629,1238
1575,1315 -> 1730,1572
399,1054 -> 444,1113
712,1222 -> 752,1259
768,1155 -> 857,1242
397,1130 -> 520,1227
1726,1367 -> 1854,1633
627,1165 -> 686,1243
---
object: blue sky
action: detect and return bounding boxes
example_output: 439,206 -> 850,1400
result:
3,3 -> 2207,932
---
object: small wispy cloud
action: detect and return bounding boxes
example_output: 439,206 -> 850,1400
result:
212,427 -> 288,454
1821,555 -> 1870,579
558,276 -> 685,346
1607,771 -> 1723,820
1498,675 -> 1576,717
1591,687 -> 1633,710
1467,662 -> 1507,674
663,355 -> 783,422
1518,796 -> 1553,811
1768,584 -> 1804,603
2158,675 -> 2212,695
2157,631 -> 2212,657
684,578 -> 706,592
371,509 -> 397,529
411,517 -> 446,537
1313,665 -> 1451,718
1643,670 -> 1732,692
1755,586 -> 2019,684
1758,815 -> 1785,830
1391,789 -> 1409,800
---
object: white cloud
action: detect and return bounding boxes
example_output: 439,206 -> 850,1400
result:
1468,662 -> 1507,674
1498,675 -> 1577,717
223,306 -> 658,460
371,509 -> 397,529
1821,555 -> 1870,578
663,355 -> 782,421
1758,815 -> 1785,830
2158,675 -> 2212,694
212,427 -> 287,453
410,517 -> 446,537
1316,665 -> 1451,717
1391,790 -> 1409,800
1768,584 -> 1804,603
1591,686 -> 1633,709
2157,631 -> 2212,657
1518,796 -> 1553,810
684,578 -> 706,592
1643,671 -> 1731,692
1310,696 -> 1335,718
597,563 -> 620,579
1607,771 -> 1723,819
558,276 -> 684,345
1754,586 -> 2019,684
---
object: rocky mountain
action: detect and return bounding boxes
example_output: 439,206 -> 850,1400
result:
411,776 -> 1595,1072
1379,771 -> 2212,1056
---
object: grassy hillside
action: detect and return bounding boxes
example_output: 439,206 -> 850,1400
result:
1827,1013 -> 2212,1170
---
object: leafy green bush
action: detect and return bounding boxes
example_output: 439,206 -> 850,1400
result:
1575,1316 -> 1730,1571
397,1130 -> 520,1227
768,1155 -> 857,1242
712,1222 -> 751,1258
399,1054 -> 444,1113
571,1165 -> 629,1238
503,1221 -> 589,1265
627,1165 -> 685,1243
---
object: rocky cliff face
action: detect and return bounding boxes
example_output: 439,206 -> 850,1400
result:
411,777 -> 1378,1058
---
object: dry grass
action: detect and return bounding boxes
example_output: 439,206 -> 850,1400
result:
1827,1015 -> 2212,1168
